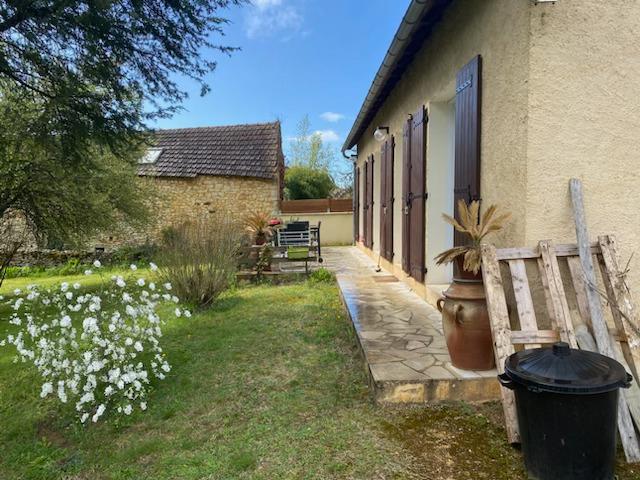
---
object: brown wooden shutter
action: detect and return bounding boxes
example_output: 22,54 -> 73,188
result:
401,118 -> 412,273
366,154 -> 375,248
353,165 -> 360,243
454,55 -> 482,247
409,106 -> 426,282
363,159 -> 369,246
379,144 -> 387,255
380,137 -> 394,261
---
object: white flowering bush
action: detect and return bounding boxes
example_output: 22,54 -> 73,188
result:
0,261 -> 190,424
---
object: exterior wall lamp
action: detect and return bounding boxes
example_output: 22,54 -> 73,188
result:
374,126 -> 389,142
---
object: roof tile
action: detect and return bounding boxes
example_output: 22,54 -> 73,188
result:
138,121 -> 283,180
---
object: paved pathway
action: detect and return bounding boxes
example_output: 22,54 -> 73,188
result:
322,246 -> 499,404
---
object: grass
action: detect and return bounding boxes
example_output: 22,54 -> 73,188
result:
0,268 -> 149,296
0,276 -> 638,479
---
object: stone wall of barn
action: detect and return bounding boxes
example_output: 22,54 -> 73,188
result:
94,175 -> 281,250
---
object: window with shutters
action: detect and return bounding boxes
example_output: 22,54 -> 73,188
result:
380,137 -> 394,261
354,165 -> 360,243
401,107 -> 427,282
454,55 -> 482,248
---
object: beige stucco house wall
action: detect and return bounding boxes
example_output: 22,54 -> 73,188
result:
348,0 -> 640,302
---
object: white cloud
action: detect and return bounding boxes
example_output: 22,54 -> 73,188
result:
314,129 -> 340,143
245,0 -> 303,39
320,112 -> 345,123
253,0 -> 282,9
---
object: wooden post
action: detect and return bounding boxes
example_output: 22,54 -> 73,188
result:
481,244 -> 520,444
569,178 -> 640,462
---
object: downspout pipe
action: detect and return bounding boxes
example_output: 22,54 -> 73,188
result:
342,147 -> 358,161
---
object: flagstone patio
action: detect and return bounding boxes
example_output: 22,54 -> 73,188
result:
322,246 -> 500,404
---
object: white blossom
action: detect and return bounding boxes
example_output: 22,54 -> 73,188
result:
84,269 -> 93,276
1,270 -> 186,425
130,264 -> 138,271
93,260 -> 102,268
149,262 -> 158,272
92,404 -> 106,422
41,382 -> 53,398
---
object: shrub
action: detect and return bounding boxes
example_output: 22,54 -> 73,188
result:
110,243 -> 159,266
158,216 -> 242,307
284,165 -> 336,200
0,263 -> 189,423
308,267 -> 335,284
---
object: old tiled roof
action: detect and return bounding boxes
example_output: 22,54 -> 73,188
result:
138,121 -> 283,180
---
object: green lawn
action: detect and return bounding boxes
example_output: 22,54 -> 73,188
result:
0,278 -> 637,479
0,268 -> 149,296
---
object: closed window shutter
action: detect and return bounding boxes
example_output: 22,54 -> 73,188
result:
454,55 -> 482,247
401,118 -> 412,273
367,154 -> 375,248
379,144 -> 387,255
363,159 -> 369,246
409,106 -> 426,282
354,165 -> 360,243
381,137 -> 395,261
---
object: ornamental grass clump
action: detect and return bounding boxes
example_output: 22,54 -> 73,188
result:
0,261 -> 190,424
434,200 -> 511,274
158,215 -> 242,307
244,211 -> 273,245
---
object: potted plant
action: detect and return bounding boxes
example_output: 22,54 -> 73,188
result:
434,200 -> 510,371
244,211 -> 274,246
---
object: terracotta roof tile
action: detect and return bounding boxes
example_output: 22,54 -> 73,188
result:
138,121 -> 283,180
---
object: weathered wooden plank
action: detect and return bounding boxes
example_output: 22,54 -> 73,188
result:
599,235 -> 640,376
567,255 -> 600,351
538,241 -> 578,348
510,330 -> 559,345
567,255 -> 592,327
508,259 -> 540,348
537,257 -> 557,327
570,178 -> 640,462
495,243 -> 600,261
481,244 -> 519,444
597,253 -> 636,373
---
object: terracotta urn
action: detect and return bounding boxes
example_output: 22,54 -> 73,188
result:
437,264 -> 495,371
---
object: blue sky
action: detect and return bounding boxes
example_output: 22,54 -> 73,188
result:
153,0 -> 409,179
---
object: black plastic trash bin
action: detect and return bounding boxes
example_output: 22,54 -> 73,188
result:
498,342 -> 632,480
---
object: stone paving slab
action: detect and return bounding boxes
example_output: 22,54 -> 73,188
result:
322,246 -> 500,404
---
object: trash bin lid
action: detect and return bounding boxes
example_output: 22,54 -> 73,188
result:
504,342 -> 632,394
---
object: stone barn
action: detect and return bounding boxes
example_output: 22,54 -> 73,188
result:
98,121 -> 284,249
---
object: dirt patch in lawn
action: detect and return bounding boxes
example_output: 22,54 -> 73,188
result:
381,402 -> 525,480
380,401 -> 640,480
